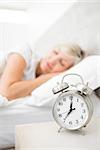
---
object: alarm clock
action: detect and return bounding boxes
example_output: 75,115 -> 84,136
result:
52,73 -> 93,132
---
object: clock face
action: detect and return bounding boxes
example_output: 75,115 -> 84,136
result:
53,91 -> 89,130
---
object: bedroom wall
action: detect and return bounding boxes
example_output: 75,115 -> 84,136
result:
0,1 -> 75,52
0,9 -> 29,52
34,0 -> 100,58
0,23 -> 28,52
27,2 -> 76,46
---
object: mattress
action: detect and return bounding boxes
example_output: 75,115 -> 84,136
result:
0,92 -> 100,149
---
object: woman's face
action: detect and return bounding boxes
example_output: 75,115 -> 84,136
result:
39,49 -> 75,74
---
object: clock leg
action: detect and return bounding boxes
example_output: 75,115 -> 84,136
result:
58,127 -> 63,133
78,128 -> 86,136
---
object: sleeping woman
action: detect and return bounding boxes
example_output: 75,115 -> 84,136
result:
0,43 -> 85,100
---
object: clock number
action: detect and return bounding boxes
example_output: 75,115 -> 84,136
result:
81,103 -> 84,107
69,121 -> 72,125
82,109 -> 86,113
59,102 -> 63,106
81,115 -> 83,119
69,95 -> 73,100
63,97 -> 66,101
58,114 -> 62,117
76,120 -> 79,124
77,99 -> 79,102
57,108 -> 60,112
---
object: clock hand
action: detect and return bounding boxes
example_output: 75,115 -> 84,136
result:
70,101 -> 73,109
60,107 -> 75,115
67,110 -> 72,116
60,100 -> 73,115
69,99 -> 76,113
72,108 -> 75,111
65,100 -> 73,117
60,111 -> 68,115
60,108 -> 75,116
62,99 -> 75,122
63,108 -> 76,121
59,106 -> 75,116
63,109 -> 72,121
67,107 -> 75,116
61,103 -> 72,117
63,101 -> 73,121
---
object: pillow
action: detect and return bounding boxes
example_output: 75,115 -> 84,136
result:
31,56 -> 100,107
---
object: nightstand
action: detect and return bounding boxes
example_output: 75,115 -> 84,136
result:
15,116 -> 100,150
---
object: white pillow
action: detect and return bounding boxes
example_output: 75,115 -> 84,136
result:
31,56 -> 100,107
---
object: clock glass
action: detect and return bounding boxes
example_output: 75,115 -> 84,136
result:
53,92 -> 89,130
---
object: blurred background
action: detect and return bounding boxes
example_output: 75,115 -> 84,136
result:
0,0 -> 76,52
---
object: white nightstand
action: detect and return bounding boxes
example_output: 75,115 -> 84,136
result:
15,116 -> 100,150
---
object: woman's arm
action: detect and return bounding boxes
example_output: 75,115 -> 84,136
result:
0,54 -> 57,100
0,74 -> 56,100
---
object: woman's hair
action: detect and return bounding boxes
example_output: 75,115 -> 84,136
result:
53,43 -> 86,64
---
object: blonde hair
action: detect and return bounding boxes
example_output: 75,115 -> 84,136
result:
53,43 -> 85,64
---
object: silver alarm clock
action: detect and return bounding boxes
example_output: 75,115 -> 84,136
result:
52,74 -> 93,132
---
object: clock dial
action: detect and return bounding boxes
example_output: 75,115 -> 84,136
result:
53,92 -> 89,130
